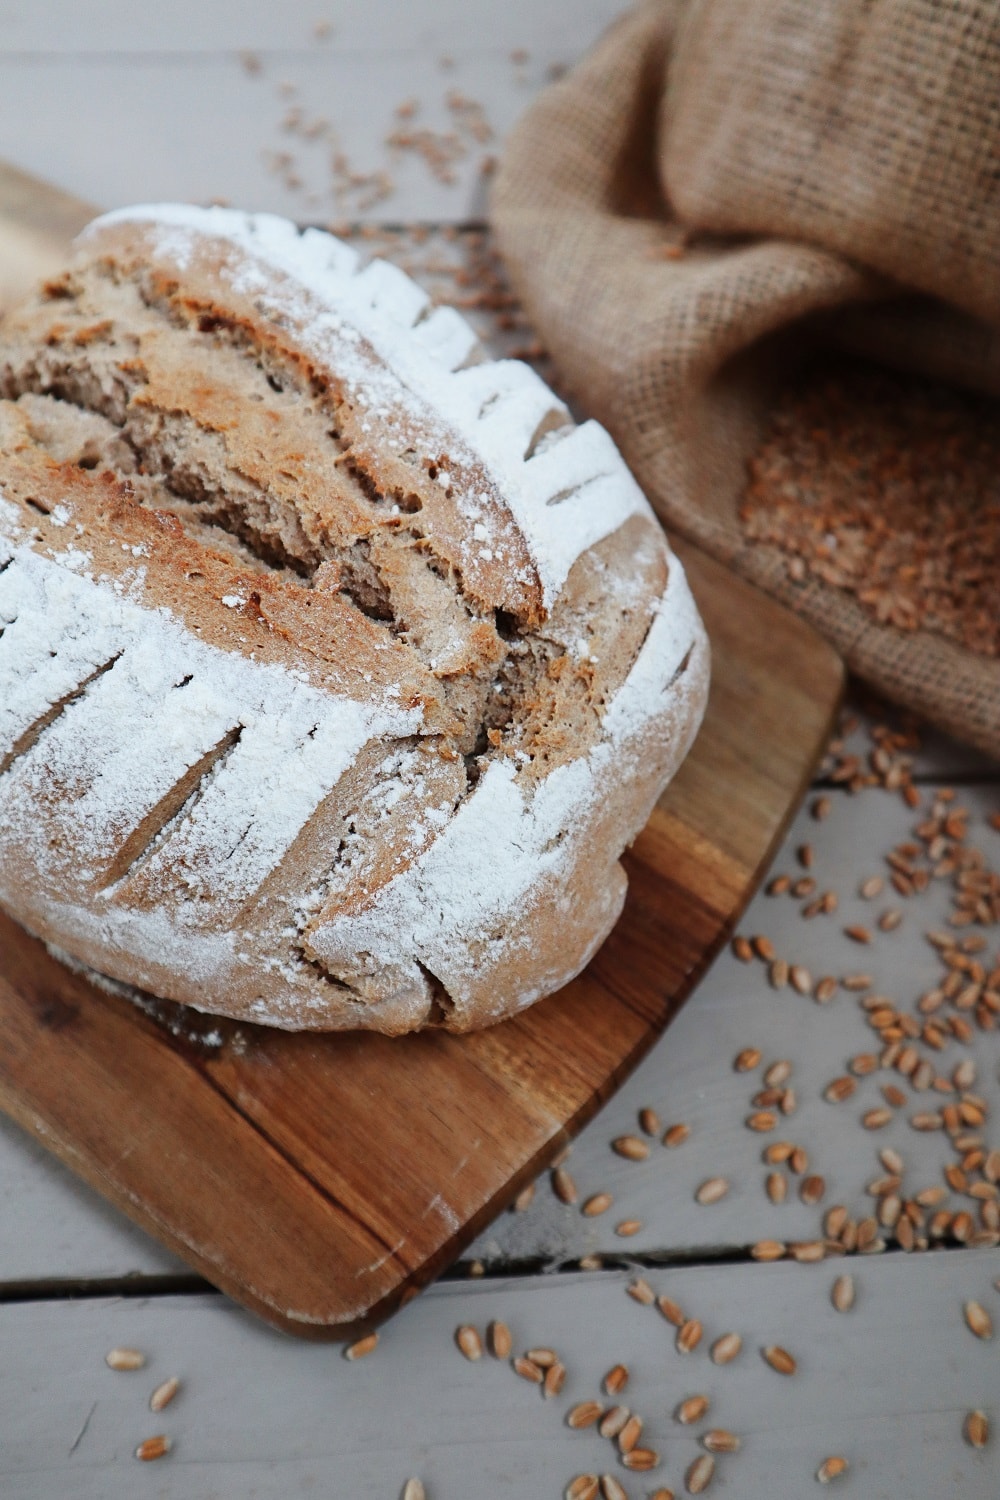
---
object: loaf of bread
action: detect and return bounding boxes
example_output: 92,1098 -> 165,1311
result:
0,205 -> 709,1033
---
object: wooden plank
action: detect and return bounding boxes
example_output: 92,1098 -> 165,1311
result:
0,42 -> 588,225
0,0 -> 620,53
0,163 -> 842,1334
2,1255 -> 997,1498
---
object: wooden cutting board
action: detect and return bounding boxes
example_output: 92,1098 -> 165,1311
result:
0,163 -> 844,1338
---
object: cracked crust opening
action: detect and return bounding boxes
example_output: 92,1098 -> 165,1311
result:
0,206 -> 709,1033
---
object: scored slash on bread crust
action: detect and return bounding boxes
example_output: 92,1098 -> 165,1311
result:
0,206 -> 709,1033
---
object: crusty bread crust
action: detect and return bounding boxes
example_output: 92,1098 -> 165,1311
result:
0,207 -> 709,1032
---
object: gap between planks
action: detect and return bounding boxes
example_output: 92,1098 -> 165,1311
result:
0,1241 -> 983,1307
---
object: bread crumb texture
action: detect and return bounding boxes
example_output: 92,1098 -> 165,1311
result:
0,206 -> 708,1032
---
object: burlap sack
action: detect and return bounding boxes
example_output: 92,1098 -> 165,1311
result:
491,0 -> 1000,755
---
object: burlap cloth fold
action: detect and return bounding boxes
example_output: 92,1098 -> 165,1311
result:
491,0 -> 1000,755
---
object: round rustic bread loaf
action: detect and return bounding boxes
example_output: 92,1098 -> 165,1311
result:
0,205 -> 709,1033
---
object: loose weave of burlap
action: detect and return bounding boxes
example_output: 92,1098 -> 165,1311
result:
491,0 -> 1000,755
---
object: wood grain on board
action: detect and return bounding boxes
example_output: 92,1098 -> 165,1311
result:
0,164 -> 844,1336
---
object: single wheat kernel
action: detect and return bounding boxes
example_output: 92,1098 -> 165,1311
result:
617,1413 -> 643,1453
622,1447 -> 660,1471
816,1456 -> 849,1483
344,1333 -> 379,1361
134,1436 -> 171,1462
711,1332 -> 742,1364
696,1177 -> 730,1205
658,1294 -> 685,1327
525,1348 -> 557,1367
489,1320 -> 512,1359
612,1136 -> 650,1162
105,1348 -> 146,1372
456,1326 -> 483,1361
964,1301 -> 993,1340
964,1410 -> 989,1450
791,1240 -> 826,1262
677,1394 -> 710,1424
553,1167 -> 579,1204
567,1402 -> 603,1430
702,1429 -> 741,1453
598,1405 -> 631,1439
685,1454 -> 715,1493
677,1318 -> 703,1353
565,1477 -> 599,1500
149,1377 -> 180,1413
801,1175 -> 826,1205
762,1344 -> 797,1375
767,1172 -> 787,1204
582,1193 -> 614,1217
734,1047 -> 762,1072
825,1206 -> 848,1238
831,1274 -> 855,1312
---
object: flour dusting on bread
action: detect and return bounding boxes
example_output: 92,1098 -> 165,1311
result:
91,204 -> 650,609
0,207 -> 709,1032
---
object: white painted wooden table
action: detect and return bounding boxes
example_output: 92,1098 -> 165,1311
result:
1,5 -> 998,1496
